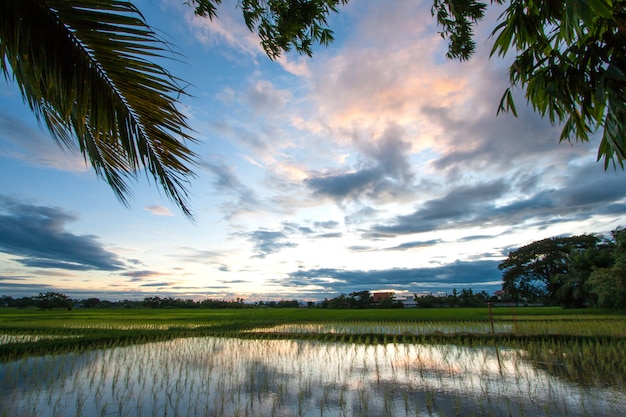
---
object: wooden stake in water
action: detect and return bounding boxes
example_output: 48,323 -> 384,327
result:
488,302 -> 503,375
488,302 -> 495,335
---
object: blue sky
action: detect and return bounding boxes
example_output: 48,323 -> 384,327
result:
1,0 -> 625,302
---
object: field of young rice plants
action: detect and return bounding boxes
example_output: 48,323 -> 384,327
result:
0,307 -> 624,417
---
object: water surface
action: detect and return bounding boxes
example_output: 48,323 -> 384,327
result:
1,337 -> 623,417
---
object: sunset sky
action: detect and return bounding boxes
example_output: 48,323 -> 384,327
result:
1,0 -> 625,302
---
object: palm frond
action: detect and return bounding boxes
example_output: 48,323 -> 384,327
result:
0,0 -> 197,218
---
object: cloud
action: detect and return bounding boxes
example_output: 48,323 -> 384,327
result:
244,80 -> 292,116
201,158 -> 262,217
246,230 -> 297,258
0,113 -> 89,172
141,282 -> 176,287
305,126 -> 415,203
314,220 -> 340,229
371,180 -> 508,235
282,260 -> 503,296
317,232 -> 343,239
121,270 -> 164,280
0,281 -> 55,296
144,205 -> 173,216
0,196 -> 125,271
371,162 -> 626,237
384,239 -> 443,251
180,0 -> 263,58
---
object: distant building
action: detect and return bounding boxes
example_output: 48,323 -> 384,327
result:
402,296 -> 418,308
372,292 -> 394,304
493,290 -> 506,301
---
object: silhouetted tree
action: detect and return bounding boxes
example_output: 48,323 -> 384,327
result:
33,292 -> 73,310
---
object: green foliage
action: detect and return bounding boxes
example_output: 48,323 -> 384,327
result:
500,228 -> 626,309
588,228 -> 626,308
554,240 -> 614,308
499,234 -> 599,303
415,288 -> 492,308
431,0 -> 488,59
432,0 -> 626,168
33,292 -> 73,310
189,0 -> 349,59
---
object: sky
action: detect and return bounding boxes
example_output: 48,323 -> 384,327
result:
1,0 -> 625,302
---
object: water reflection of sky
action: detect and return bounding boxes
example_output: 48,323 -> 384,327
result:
1,337 -> 623,417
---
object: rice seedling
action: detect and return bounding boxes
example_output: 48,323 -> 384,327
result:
0,306 -> 624,416
4,336 -> 622,417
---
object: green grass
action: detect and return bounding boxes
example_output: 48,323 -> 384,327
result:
0,306 -> 624,362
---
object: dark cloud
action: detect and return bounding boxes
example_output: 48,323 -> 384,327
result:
371,180 -> 508,235
371,163 -> 626,236
306,168 -> 382,199
247,230 -> 297,258
458,235 -> 497,242
314,220 -> 340,229
246,220 -> 351,257
140,282 -> 174,287
0,196 -> 125,271
282,260 -> 502,296
384,239 -> 442,251
0,281 -> 54,296
348,245 -> 373,252
121,270 -> 163,280
305,127 -> 415,203
317,232 -> 343,238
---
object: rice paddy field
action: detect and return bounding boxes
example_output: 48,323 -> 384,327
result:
0,306 -> 624,417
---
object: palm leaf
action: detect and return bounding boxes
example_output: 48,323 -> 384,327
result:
0,0 -> 197,218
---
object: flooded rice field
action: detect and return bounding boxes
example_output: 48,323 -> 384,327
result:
0,337 -> 623,417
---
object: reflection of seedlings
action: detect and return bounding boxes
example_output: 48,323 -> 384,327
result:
0,337 -> 624,417
357,385 -> 369,417
382,388 -> 395,417
425,389 -> 434,414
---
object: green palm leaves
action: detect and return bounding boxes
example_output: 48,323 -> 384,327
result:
0,0 -> 197,218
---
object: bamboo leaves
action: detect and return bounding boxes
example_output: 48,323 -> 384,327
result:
190,0 -> 349,59
435,0 -> 626,168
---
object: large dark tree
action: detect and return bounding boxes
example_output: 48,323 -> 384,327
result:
553,239 -> 614,308
498,234 -> 599,303
588,228 -> 626,309
349,291 -> 373,308
33,291 -> 73,310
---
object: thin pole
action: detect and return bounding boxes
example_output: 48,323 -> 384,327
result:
488,302 -> 495,335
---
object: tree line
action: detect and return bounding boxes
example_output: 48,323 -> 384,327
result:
316,289 -> 494,309
2,290 -> 492,310
499,227 -> 626,309
0,293 -> 304,310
